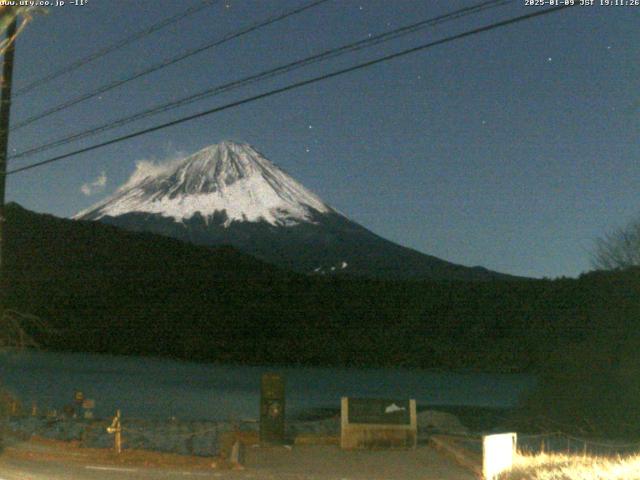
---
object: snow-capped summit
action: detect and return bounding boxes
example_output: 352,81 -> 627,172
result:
75,141 -> 516,281
75,141 -> 332,227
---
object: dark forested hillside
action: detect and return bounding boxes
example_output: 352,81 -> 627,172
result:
5,203 -> 640,374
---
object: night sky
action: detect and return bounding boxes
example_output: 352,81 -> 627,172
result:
5,0 -> 639,278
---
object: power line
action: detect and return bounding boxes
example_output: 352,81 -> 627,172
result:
11,0 -> 511,159
6,4 -> 573,177
13,0 -> 218,97
11,0 -> 331,131
10,0 -> 513,162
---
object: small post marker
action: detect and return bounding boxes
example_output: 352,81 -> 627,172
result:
229,439 -> 245,470
107,409 -> 122,454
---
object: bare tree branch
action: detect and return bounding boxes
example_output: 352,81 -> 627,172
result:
592,219 -> 640,270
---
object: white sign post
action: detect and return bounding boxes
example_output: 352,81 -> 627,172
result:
482,432 -> 517,480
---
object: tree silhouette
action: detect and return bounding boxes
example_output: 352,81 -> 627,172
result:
593,219 -> 640,270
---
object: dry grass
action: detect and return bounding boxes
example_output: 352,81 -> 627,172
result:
500,452 -> 640,480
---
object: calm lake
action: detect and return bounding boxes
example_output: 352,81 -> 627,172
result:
1,350 -> 535,421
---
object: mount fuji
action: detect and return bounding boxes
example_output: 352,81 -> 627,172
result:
75,141 -> 512,280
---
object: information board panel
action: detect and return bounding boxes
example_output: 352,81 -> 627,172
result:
348,398 -> 411,425
341,397 -> 417,449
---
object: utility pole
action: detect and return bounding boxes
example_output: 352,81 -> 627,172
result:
0,13 -> 17,322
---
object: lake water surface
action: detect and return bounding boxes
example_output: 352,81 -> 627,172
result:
1,350 -> 535,421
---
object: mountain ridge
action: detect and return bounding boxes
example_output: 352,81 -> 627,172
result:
6,202 -> 637,374
75,141 -> 521,281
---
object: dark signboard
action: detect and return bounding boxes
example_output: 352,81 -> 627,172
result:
347,398 -> 411,425
260,373 -> 285,444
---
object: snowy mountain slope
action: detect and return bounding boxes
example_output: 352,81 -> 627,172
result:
75,141 -> 332,227
75,141 -> 517,281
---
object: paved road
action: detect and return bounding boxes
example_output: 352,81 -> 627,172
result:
0,456 -> 229,480
0,444 -> 475,480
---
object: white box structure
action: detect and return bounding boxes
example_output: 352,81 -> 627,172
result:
482,432 -> 517,480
